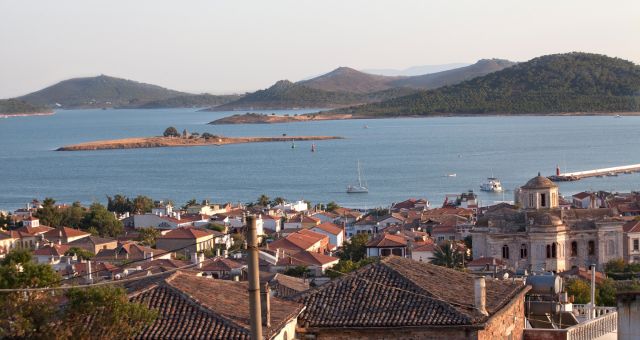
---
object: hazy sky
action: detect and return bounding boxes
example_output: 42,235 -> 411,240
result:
1,0 -> 638,98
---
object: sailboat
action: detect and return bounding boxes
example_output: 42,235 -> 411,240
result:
311,144 -> 316,152
347,160 -> 368,193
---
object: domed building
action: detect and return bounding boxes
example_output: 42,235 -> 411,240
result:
472,174 -> 625,272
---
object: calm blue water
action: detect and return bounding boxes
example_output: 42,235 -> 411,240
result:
1,109 -> 639,211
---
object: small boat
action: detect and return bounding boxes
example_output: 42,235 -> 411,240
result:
480,177 -> 503,192
363,125 -> 369,129
347,160 -> 368,193
445,173 -> 457,177
615,114 -> 622,118
607,172 -> 618,177
311,144 -> 316,152
291,141 -> 295,149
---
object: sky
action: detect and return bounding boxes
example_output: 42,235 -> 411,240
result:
0,0 -> 639,98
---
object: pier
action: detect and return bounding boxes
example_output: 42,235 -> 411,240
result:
548,164 -> 640,181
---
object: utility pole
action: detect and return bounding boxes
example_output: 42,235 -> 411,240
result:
246,215 -> 263,340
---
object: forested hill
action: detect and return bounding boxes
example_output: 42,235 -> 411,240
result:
18,75 -> 187,109
337,53 -> 640,116
0,99 -> 51,115
134,93 -> 243,109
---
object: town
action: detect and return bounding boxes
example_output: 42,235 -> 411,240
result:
1,174 -> 639,339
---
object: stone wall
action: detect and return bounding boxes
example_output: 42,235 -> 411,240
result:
478,289 -> 527,340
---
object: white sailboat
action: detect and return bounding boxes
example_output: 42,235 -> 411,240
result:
347,160 -> 368,193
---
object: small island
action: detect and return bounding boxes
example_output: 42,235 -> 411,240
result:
56,126 -> 343,151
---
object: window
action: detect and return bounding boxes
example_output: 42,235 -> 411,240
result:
551,243 -> 557,258
520,244 -> 527,259
634,239 -> 639,251
608,240 -> 615,256
588,240 -> 595,255
571,241 -> 578,257
529,193 -> 535,207
540,193 -> 546,207
502,245 -> 510,259
546,244 -> 551,258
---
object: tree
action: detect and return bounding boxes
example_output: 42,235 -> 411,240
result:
107,194 -> 134,214
182,198 -> 197,210
566,278 -> 592,304
229,233 -> 245,251
257,194 -> 270,207
137,227 -> 161,247
597,279 -> 617,306
430,241 -> 465,269
326,258 -> 376,279
61,286 -> 157,339
604,258 -> 625,273
65,247 -> 94,261
283,265 -> 310,278
271,197 -> 286,205
132,195 -> 154,214
0,213 -> 12,229
163,126 -> 179,137
82,202 -> 123,237
61,201 -> 86,228
339,233 -> 369,262
326,201 -> 340,212
35,197 -> 63,228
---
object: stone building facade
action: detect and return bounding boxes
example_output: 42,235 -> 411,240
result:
473,175 -> 625,272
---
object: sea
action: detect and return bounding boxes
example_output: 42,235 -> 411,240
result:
1,108 -> 639,211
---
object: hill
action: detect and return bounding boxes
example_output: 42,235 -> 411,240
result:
0,99 -> 52,115
363,63 -> 470,76
18,75 -> 187,109
390,59 -> 516,89
134,93 -> 243,109
206,80 -> 365,111
298,67 -> 402,93
337,53 -> 640,116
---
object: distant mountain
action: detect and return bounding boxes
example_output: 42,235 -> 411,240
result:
390,59 -> 516,89
134,93 -> 243,109
298,67 -> 402,93
363,63 -> 470,76
206,80 -> 364,111
18,75 -> 187,109
0,99 -> 51,115
336,53 -> 640,116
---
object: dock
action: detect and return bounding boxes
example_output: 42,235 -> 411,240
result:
548,164 -> 640,181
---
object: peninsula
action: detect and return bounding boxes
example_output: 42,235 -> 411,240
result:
56,135 -> 343,151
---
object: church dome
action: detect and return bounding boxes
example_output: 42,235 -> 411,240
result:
522,173 -> 558,189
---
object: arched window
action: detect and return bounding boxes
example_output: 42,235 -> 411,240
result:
571,241 -> 578,257
546,244 -> 551,258
588,240 -> 595,255
502,245 -> 510,259
551,243 -> 557,258
520,244 -> 528,259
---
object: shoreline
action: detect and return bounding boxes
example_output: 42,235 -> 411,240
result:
208,111 -> 640,125
56,135 -> 343,151
0,111 -> 54,118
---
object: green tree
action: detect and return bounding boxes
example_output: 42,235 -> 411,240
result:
326,201 -> 340,212
65,247 -> 94,261
339,233 -> 369,262
182,198 -> 197,210
132,195 -> 154,214
35,197 -> 63,227
597,278 -> 617,306
566,278 -> 592,304
61,286 -> 157,339
163,126 -> 179,137
137,227 -> 161,247
271,197 -> 286,205
229,233 -> 246,251
61,201 -> 86,228
283,265 -> 311,278
82,202 -> 123,237
107,194 -> 134,214
604,258 -> 625,273
257,194 -> 270,207
430,241 -> 465,269
326,258 -> 376,279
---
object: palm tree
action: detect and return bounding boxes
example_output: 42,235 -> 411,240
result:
257,194 -> 270,207
430,241 -> 464,269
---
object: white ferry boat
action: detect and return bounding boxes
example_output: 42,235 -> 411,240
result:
480,177 -> 503,192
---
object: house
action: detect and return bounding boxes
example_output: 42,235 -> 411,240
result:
572,192 -> 600,209
156,227 -> 217,256
67,235 -> 118,254
348,214 -> 379,237
260,272 -> 310,298
365,233 -> 407,257
283,214 -> 320,230
33,243 -> 72,266
332,207 -> 363,226
94,242 -> 172,263
294,256 -> 530,339
132,213 -> 209,229
273,250 -> 339,276
122,271 -> 304,339
310,222 -> 344,248
268,229 -> 329,254
43,226 -> 91,244
200,257 -> 246,280
410,242 -> 436,262
623,220 -> 640,263
431,225 -> 457,242
311,211 -> 339,224
272,200 -> 308,213
262,214 -> 282,233
391,198 -> 430,211
377,213 -> 406,227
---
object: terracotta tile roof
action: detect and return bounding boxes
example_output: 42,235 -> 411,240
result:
623,220 -> 640,233
277,250 -> 339,266
366,233 -> 407,248
467,257 -> 506,267
126,271 -> 304,339
413,243 -> 436,252
294,256 -> 528,328
15,225 -> 53,235
260,272 -> 310,295
312,222 -> 343,235
269,229 -> 327,253
200,257 -> 245,272
33,244 -> 70,256
572,192 -> 592,200
432,225 -> 456,234
43,227 -> 90,240
67,235 -> 116,247
158,227 -> 214,240
332,207 -> 362,219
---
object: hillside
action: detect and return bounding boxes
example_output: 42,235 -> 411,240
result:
390,59 -> 516,89
338,53 -> 640,116
206,80 -> 365,111
0,99 -> 52,115
298,67 -> 402,93
18,75 -> 187,109
363,63 -> 470,76
134,93 -> 243,109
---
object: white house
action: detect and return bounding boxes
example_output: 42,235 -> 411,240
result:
262,215 -> 282,233
311,222 -> 345,249
273,200 -> 308,213
411,243 -> 436,262
132,213 -> 208,229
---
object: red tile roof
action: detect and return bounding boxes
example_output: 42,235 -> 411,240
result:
158,227 -> 214,239
33,244 -> 70,257
43,227 -> 90,239
467,257 -> 506,267
15,225 -> 54,235
366,233 -> 407,248
277,250 -> 339,266
572,192 -> 592,200
200,257 -> 245,272
623,220 -> 640,233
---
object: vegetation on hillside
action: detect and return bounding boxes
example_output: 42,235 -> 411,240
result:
339,53 -> 640,116
0,99 -> 50,114
134,93 -> 243,108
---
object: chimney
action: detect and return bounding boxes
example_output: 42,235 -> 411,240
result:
198,253 -> 205,268
87,260 -> 93,283
192,252 -> 199,266
260,282 -> 271,327
474,277 -> 488,316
